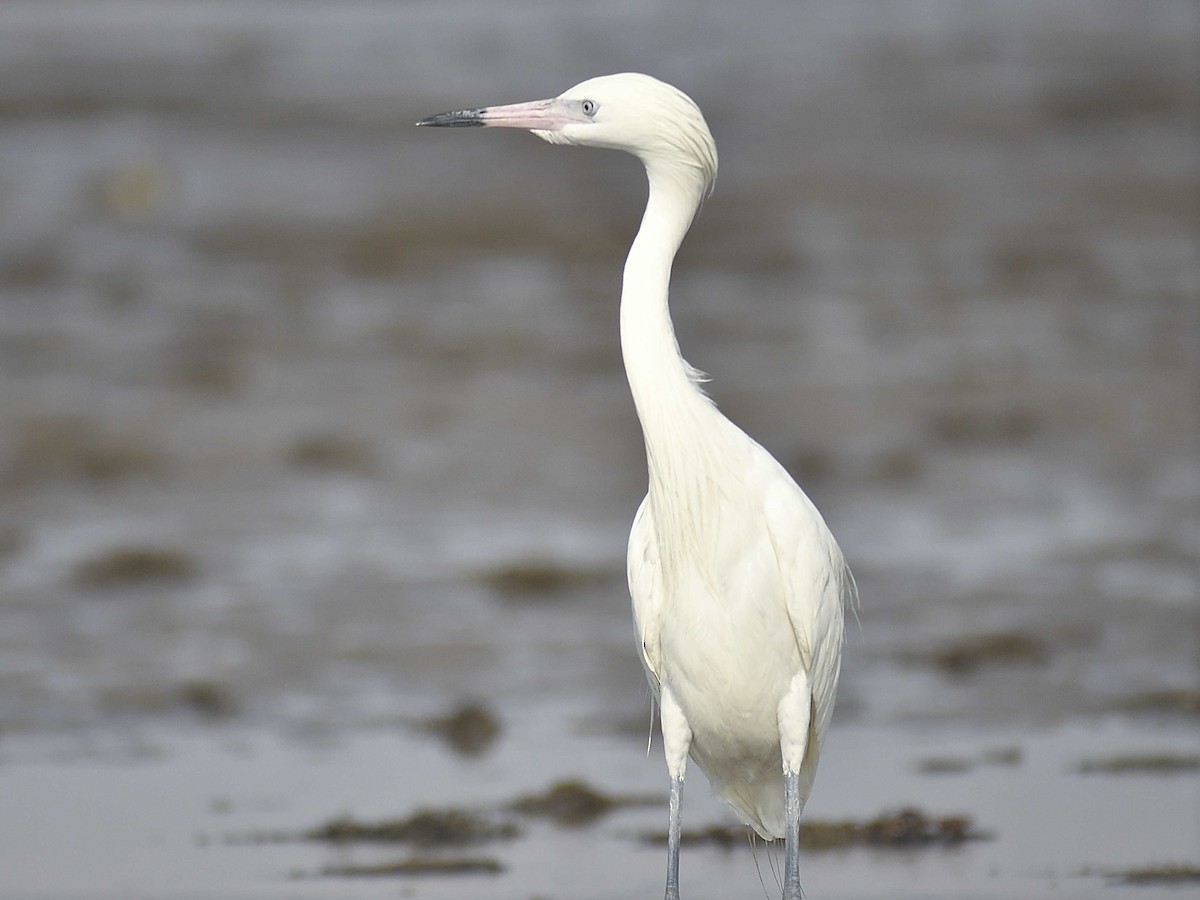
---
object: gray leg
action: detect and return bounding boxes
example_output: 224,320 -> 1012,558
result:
778,672 -> 811,900
660,685 -> 691,900
783,769 -> 802,900
665,773 -> 684,900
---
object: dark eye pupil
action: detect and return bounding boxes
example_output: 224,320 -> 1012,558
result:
583,100 -> 596,115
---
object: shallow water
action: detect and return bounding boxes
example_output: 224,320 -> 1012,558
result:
1,720 -> 1198,899
0,1 -> 1197,898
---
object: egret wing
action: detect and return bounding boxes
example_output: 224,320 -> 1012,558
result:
762,467 -> 852,753
627,494 -> 665,696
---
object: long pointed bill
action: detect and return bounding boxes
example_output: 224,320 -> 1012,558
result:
417,98 -> 579,131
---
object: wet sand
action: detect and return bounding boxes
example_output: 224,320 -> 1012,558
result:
0,1 -> 1197,897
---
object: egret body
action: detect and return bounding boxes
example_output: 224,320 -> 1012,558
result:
419,73 -> 854,900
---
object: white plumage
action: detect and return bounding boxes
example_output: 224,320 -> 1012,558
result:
420,72 -> 855,900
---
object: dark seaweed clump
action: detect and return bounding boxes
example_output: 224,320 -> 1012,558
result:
916,745 -> 1023,775
1109,864 -> 1200,886
419,701 -> 501,757
98,679 -> 238,721
296,798 -> 546,881
1078,755 -> 1200,775
319,857 -> 502,877
474,558 -> 613,599
73,545 -> 197,588
916,756 -> 973,775
284,432 -> 376,475
4,416 -> 165,485
1115,689 -> 1200,718
642,808 -> 988,851
510,779 -> 658,827
801,809 -> 985,849
306,809 -> 518,847
901,630 -> 1048,676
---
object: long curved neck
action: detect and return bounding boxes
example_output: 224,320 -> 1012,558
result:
620,165 -> 719,495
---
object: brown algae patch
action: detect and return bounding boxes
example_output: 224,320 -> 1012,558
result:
510,779 -> 658,827
474,558 -> 615,600
900,630 -> 1048,676
418,701 -> 501,757
102,679 -> 238,721
293,805 -> 516,880
1107,864 -> 1200,886
917,745 -> 1024,775
1078,755 -> 1200,775
916,756 -> 973,775
73,545 -> 198,588
5,416 -> 166,485
927,406 -> 1042,446
805,808 -> 986,850
284,432 -> 377,475
1114,689 -> 1200,718
306,809 -> 518,847
176,680 -> 239,720
641,809 -> 988,851
319,856 -> 503,877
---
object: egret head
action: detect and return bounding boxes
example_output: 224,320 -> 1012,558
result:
418,73 -> 717,195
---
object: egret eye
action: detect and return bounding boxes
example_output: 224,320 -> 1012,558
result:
581,99 -> 597,117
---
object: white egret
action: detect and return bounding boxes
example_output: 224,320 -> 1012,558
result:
418,73 -> 855,900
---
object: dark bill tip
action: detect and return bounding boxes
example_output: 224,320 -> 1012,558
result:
415,108 -> 486,128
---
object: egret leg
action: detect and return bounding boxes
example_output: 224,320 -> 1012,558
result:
777,670 -> 812,900
783,769 -> 803,900
659,685 -> 692,900
665,773 -> 684,900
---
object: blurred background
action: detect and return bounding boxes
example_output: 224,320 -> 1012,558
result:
0,1 -> 1196,898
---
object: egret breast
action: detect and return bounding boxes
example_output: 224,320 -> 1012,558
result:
658,554 -> 799,766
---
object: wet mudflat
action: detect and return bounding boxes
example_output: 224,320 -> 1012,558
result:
0,1 -> 1197,898
2,719 -> 1198,898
